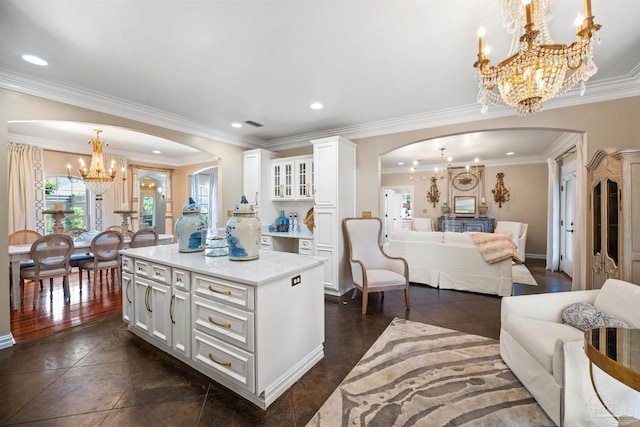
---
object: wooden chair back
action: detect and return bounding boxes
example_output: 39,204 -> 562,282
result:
9,230 -> 43,245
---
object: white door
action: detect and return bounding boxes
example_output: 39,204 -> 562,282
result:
560,162 -> 577,277
381,188 -> 404,241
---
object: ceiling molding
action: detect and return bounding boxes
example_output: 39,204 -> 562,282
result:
2,65 -> 639,155
7,132 -> 212,167
0,68 -> 265,149
381,156 -> 546,175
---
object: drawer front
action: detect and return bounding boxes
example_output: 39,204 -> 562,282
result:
173,268 -> 190,291
193,275 -> 255,310
192,330 -> 255,393
260,235 -> 272,245
122,256 -> 133,273
299,239 -> 313,250
298,248 -> 313,257
135,260 -> 171,284
193,296 -> 254,351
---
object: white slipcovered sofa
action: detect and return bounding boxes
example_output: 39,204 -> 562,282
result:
495,220 -> 528,262
383,229 -> 513,296
501,279 -> 640,426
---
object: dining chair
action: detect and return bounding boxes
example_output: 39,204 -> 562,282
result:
130,228 -> 158,248
19,234 -> 74,307
343,217 -> 410,314
78,230 -> 124,292
9,229 -> 44,296
106,225 -> 122,231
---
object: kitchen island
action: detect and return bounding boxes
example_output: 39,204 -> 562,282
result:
120,244 -> 325,409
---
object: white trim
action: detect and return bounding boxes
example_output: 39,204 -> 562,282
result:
0,333 -> 15,349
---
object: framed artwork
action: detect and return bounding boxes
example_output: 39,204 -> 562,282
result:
454,196 -> 476,215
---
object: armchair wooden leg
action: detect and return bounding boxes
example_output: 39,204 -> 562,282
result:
362,292 -> 368,315
404,287 -> 411,310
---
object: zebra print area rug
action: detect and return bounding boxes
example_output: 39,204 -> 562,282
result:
307,319 -> 554,427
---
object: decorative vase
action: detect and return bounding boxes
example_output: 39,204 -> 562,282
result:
275,210 -> 289,232
226,196 -> 261,261
175,197 -> 207,253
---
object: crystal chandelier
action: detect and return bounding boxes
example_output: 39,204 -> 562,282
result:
69,129 -> 116,198
473,0 -> 601,116
434,148 -> 451,180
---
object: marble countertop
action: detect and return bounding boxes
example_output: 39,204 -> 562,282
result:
261,226 -> 314,239
121,244 -> 324,286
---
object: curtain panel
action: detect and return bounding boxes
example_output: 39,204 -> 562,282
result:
8,142 -> 45,234
101,155 -> 128,230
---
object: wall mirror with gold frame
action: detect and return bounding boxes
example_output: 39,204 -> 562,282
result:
453,196 -> 476,216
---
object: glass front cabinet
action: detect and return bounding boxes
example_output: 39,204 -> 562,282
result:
271,155 -> 314,201
587,149 -> 640,289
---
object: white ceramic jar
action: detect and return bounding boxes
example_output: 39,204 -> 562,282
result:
175,197 -> 207,253
226,196 -> 261,261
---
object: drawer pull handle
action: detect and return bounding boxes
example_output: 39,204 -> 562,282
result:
138,266 -> 144,271
125,279 -> 131,304
170,295 -> 175,324
176,277 -> 183,283
208,353 -> 231,367
145,286 -> 153,313
208,286 -> 231,296
208,316 -> 231,328
155,271 -> 161,277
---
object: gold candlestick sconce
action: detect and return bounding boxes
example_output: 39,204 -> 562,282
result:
492,172 -> 510,208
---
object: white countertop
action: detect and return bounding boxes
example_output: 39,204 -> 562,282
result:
121,244 -> 324,286
261,227 -> 314,239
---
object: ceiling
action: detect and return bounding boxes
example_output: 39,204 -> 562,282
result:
1,1 -> 639,168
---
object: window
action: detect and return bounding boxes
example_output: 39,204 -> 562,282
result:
44,176 -> 88,233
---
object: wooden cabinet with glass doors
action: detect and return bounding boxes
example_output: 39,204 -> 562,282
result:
587,149 -> 640,289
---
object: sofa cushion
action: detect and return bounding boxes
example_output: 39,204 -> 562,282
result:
411,218 -> 432,232
562,302 -> 632,331
593,279 -> 640,327
504,314 -> 583,375
390,229 -> 443,243
443,232 -> 474,245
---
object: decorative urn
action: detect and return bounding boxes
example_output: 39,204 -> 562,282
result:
226,196 -> 261,261
175,197 -> 207,253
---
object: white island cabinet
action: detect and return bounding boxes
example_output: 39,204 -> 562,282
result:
120,244 -> 325,409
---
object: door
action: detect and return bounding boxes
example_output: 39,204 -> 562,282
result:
560,162 -> 576,277
381,187 -> 409,241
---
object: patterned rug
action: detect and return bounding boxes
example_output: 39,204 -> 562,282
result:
512,264 -> 538,286
307,319 -> 554,427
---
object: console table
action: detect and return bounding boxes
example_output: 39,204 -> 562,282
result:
437,217 -> 495,233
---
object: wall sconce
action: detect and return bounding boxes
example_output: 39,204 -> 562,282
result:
157,186 -> 165,199
492,172 -> 510,208
426,176 -> 440,208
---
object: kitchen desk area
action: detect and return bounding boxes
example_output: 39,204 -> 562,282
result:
120,244 -> 325,409
260,225 -> 314,256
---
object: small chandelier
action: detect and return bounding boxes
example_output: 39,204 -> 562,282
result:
473,0 -> 601,116
68,129 -> 116,198
434,148 -> 451,180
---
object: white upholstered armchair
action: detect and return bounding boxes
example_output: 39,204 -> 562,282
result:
343,217 -> 410,314
495,221 -> 528,261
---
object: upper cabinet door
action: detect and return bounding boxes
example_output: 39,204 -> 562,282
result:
295,159 -> 314,200
272,161 -> 294,200
313,141 -> 338,207
243,152 -> 260,206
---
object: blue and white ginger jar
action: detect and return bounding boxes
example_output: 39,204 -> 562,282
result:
226,196 -> 261,261
175,197 -> 207,253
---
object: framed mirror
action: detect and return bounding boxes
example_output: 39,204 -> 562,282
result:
454,196 -> 476,215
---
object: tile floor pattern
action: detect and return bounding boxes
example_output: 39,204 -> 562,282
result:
0,260 -> 570,426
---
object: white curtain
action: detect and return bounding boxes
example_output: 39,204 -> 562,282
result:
101,155 -> 128,229
572,135 -> 588,291
8,142 -> 45,234
546,157 -> 560,271
209,169 -> 218,230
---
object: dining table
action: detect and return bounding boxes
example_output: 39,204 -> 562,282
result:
8,233 -> 174,310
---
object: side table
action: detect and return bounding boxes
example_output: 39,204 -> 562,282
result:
113,210 -> 137,237
585,328 -> 640,424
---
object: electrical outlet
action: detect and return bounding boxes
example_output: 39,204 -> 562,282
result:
227,210 -> 233,217
291,275 -> 301,287
362,211 -> 372,218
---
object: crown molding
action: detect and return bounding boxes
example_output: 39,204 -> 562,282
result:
0,68 -> 265,149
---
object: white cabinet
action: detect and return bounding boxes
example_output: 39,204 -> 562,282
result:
122,255 -> 133,324
311,136 -> 356,296
298,238 -> 313,256
271,155 -> 314,201
121,246 -> 325,409
243,149 -> 279,223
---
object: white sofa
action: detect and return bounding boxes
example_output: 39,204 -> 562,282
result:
383,229 -> 513,296
501,279 -> 640,426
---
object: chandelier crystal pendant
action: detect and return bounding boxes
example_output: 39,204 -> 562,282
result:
473,0 -> 601,116
69,129 -> 116,198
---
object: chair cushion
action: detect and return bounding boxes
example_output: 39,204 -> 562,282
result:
411,218 -> 432,232
20,266 -> 69,280
78,259 -> 120,270
562,302 -> 631,331
593,279 -> 640,327
504,314 -> 583,375
365,269 -> 406,289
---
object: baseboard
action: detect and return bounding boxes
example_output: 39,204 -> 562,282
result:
525,253 -> 546,260
0,332 -> 15,349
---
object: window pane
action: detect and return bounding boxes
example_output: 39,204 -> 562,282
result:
44,176 -> 89,233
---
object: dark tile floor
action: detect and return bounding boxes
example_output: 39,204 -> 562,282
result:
0,259 -> 571,426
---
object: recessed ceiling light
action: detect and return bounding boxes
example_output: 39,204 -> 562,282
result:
397,162 -> 405,166
153,150 -> 161,154
231,122 -> 242,128
22,54 -> 48,66
506,152 -> 515,156
310,102 -> 323,110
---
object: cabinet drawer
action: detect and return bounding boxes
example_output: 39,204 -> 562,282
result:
122,256 -> 133,273
260,235 -> 272,246
193,296 -> 254,351
192,330 -> 255,393
193,275 -> 255,310
173,268 -> 190,290
298,248 -> 313,257
134,260 -> 171,284
299,239 -> 313,250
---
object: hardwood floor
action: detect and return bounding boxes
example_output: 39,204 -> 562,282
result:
10,270 -> 122,342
